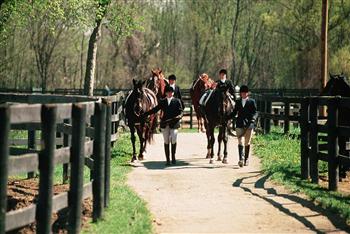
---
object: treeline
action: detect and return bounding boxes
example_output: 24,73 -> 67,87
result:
1,0 -> 350,92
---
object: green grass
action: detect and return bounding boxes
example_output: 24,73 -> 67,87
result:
253,128 -> 350,224
83,133 -> 153,234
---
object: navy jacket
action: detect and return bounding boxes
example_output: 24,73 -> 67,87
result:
230,98 -> 258,129
215,79 -> 235,96
172,85 -> 184,108
146,97 -> 183,129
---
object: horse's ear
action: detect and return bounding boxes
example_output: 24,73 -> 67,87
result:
142,80 -> 146,86
132,79 -> 136,86
329,72 -> 334,79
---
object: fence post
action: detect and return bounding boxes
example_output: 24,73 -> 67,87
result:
0,105 -> 10,233
63,119 -> 71,184
103,99 -> 112,208
93,102 -> 106,221
36,105 -> 57,234
260,99 -> 266,133
273,108 -> 279,126
284,101 -> 290,134
300,98 -> 310,180
309,98 -> 319,184
327,97 -> 339,191
68,104 -> 86,233
265,100 -> 271,134
27,130 -> 36,178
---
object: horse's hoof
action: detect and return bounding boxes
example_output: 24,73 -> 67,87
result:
138,156 -> 144,161
222,158 -> 228,164
131,157 -> 137,163
209,159 -> 214,164
238,160 -> 243,167
217,156 -> 222,161
244,160 -> 249,166
206,155 -> 210,159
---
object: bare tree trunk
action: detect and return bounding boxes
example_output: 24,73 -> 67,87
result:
80,34 -> 85,91
230,0 -> 241,85
84,18 -> 103,96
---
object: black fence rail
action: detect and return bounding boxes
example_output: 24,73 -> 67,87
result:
0,92 -> 126,233
253,92 -> 350,192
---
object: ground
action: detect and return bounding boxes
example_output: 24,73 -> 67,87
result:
128,133 -> 350,233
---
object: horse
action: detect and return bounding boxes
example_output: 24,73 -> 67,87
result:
190,74 -> 215,132
145,68 -> 168,100
124,79 -> 158,162
203,88 -> 235,164
321,73 -> 350,179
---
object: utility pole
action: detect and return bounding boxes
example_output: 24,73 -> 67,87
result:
320,0 -> 328,116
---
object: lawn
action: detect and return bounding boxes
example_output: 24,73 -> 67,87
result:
253,127 -> 350,224
82,133 -> 153,234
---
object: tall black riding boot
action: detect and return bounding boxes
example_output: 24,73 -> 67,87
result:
171,143 -> 177,164
238,145 -> 244,167
164,143 -> 170,166
244,145 -> 250,166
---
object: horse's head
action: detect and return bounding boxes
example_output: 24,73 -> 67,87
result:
132,79 -> 146,116
321,73 -> 350,97
146,68 -> 168,99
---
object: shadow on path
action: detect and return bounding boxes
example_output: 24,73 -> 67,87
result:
233,173 -> 350,233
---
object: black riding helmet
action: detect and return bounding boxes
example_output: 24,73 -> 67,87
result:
239,85 -> 249,93
164,85 -> 174,93
168,74 -> 176,80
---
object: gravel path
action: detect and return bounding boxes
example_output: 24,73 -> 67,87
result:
128,133 -> 349,233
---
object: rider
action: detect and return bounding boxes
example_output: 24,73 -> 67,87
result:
142,85 -> 183,166
228,85 -> 257,167
215,69 -> 235,96
168,74 -> 184,108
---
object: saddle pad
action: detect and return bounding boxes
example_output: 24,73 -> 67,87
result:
199,90 -> 214,106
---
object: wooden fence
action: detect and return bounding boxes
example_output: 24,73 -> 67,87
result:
253,93 -> 350,192
0,92 -> 126,233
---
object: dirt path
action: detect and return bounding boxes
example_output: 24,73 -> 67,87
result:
128,133 -> 349,233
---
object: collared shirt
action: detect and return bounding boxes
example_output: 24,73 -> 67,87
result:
242,97 -> 249,107
167,97 -> 173,105
220,78 -> 226,83
170,84 -> 176,90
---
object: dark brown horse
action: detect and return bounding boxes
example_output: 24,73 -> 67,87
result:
321,73 -> 350,179
145,68 -> 168,100
203,88 -> 235,164
124,79 -> 158,162
190,73 -> 215,132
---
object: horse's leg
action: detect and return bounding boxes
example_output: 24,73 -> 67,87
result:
222,126 -> 228,164
209,125 -> 215,164
217,126 -> 222,161
136,126 -> 145,160
130,126 -> 137,162
205,121 -> 211,158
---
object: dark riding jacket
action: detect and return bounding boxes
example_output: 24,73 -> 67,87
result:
171,84 -> 184,108
215,79 -> 235,96
229,98 -> 258,129
145,97 -> 183,129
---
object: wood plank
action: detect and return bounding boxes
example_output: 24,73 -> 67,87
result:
8,153 -> 38,176
10,147 -> 38,155
11,122 -> 41,131
54,147 -> 71,165
5,182 -> 93,232
10,104 -> 41,123
5,204 -> 36,232
339,155 -> 350,167
56,104 -> 72,120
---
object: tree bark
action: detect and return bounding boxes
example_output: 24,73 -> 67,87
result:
84,18 -> 103,96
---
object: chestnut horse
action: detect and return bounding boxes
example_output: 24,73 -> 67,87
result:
145,68 -> 169,100
124,79 -> 158,162
190,74 -> 215,132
